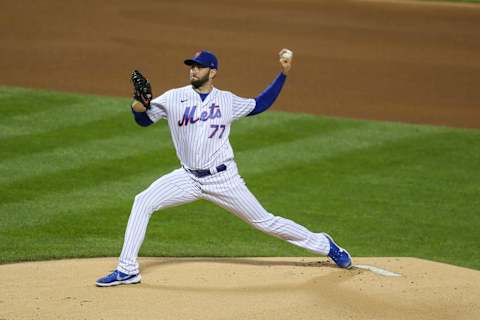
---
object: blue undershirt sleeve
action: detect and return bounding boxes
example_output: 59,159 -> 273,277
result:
131,107 -> 154,127
248,72 -> 287,116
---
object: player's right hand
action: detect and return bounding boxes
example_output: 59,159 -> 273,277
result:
279,49 -> 292,75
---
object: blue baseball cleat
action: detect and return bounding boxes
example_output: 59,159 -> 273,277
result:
323,233 -> 352,269
95,270 -> 142,287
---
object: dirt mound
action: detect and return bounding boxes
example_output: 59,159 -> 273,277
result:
2,257 -> 479,319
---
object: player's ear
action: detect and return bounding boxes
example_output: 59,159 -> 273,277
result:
209,68 -> 217,79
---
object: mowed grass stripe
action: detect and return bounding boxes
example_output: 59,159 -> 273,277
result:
1,111 -> 355,202
0,113 -> 135,159
235,120 -> 435,176
0,117 -> 281,187
0,87 -> 125,138
0,119 -> 409,227
0,148 -> 179,205
340,130 -> 480,196
0,125 -> 171,185
231,114 -> 367,153
3,135 -> 480,265
0,169 -> 158,232
0,87 -> 86,117
1,87 -> 480,269
241,156 -> 480,264
1,106 -> 333,161
0,119 -> 457,227
239,133 -> 480,268
1,115 -> 426,205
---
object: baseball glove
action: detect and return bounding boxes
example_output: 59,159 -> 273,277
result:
131,69 -> 153,109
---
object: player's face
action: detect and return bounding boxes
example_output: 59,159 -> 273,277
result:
189,64 -> 211,88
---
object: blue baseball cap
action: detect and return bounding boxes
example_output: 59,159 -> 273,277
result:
184,50 -> 218,69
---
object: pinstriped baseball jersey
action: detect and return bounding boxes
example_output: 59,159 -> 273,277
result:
115,83 -> 331,275
146,86 -> 255,170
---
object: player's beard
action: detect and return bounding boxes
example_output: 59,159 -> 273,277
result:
190,72 -> 210,89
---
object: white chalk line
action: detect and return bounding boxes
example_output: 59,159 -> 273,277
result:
352,264 -> 401,277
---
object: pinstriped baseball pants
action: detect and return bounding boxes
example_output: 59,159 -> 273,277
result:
117,161 -> 330,275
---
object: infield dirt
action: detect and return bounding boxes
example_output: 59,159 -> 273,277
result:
0,0 -> 479,127
1,257 -> 479,320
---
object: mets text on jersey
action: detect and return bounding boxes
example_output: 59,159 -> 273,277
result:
178,104 -> 222,126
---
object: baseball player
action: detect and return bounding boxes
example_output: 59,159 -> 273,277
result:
96,49 -> 352,287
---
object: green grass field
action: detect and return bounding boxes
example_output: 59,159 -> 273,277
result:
428,0 -> 480,3
1,87 -> 479,270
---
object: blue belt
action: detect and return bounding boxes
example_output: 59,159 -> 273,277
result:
187,164 -> 227,178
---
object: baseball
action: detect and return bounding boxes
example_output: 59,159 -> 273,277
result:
280,49 -> 293,60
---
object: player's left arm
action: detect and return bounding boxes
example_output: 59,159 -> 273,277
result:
130,70 -> 169,127
131,101 -> 153,127
247,49 -> 292,117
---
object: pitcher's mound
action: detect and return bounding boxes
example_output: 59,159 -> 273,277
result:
1,257 -> 479,320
